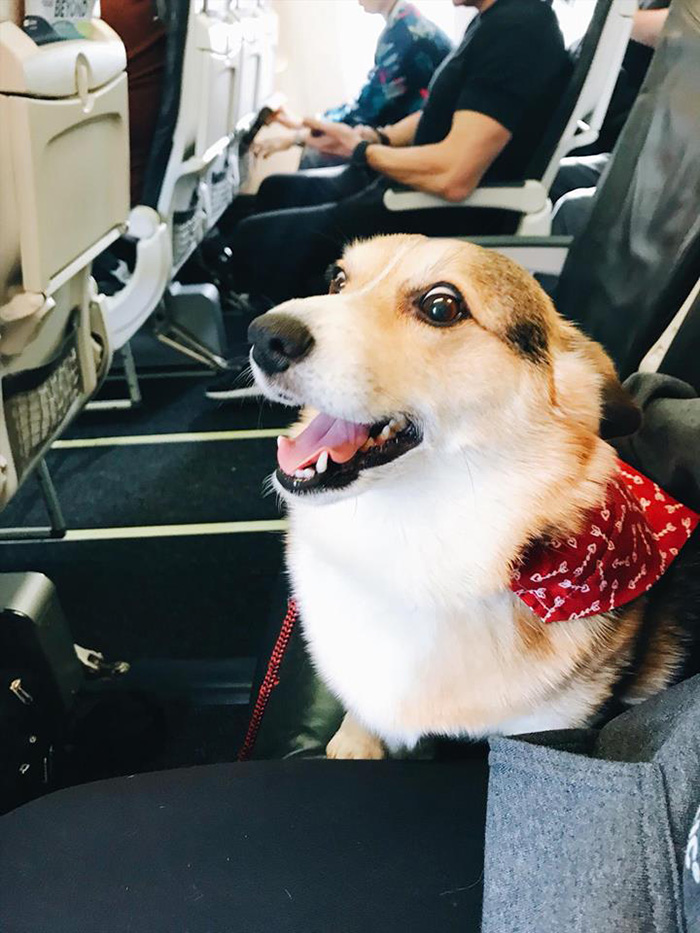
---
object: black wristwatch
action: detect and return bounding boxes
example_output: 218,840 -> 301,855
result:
351,140 -> 371,167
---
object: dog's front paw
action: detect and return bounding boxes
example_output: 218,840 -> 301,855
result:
326,713 -> 386,760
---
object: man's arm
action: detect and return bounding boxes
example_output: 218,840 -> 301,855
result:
379,112 -> 422,148
305,111 -> 511,202
368,111 -> 510,200
630,8 -> 668,48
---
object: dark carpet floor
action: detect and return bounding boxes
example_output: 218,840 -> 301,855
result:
0,534 -> 284,660
2,438 -> 281,528
0,375 -> 294,659
69,375 -> 288,438
0,369 -> 295,787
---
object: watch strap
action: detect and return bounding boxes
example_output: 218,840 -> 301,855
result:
351,140 -> 371,167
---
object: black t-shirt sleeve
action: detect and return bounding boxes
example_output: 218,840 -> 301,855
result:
455,13 -> 567,133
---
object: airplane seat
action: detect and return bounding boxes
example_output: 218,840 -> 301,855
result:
154,0 -> 278,254
158,2 -> 246,269
196,7 -> 243,231
383,0 -> 636,236
93,0 -> 250,369
89,0 -> 188,355
93,0 -> 189,353
484,0 -> 700,382
149,0 -> 249,369
207,151 -> 237,224
230,0 -> 278,188
144,0 -> 277,370
0,18 -> 129,508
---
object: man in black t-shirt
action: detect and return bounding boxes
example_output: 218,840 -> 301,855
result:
208,0 -> 570,397
321,0 -> 570,194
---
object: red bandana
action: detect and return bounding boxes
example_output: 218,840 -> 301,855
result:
511,460 -> 699,623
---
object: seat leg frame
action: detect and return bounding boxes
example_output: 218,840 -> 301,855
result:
0,460 -> 66,542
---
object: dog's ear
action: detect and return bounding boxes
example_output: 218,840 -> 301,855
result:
600,375 -> 642,439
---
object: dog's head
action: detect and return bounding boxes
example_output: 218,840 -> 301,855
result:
249,235 -> 640,503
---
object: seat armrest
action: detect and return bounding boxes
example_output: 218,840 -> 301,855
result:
177,135 -> 232,181
465,235 -> 573,277
97,216 -> 172,351
383,180 -> 548,215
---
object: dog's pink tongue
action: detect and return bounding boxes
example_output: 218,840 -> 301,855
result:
278,412 -> 370,474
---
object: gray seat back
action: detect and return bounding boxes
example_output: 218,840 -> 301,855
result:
555,0 -> 700,378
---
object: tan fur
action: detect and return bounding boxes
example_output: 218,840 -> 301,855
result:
625,610 -> 687,702
317,235 -> 617,545
327,713 -> 386,760
514,602 -> 557,660
254,234 -> 688,756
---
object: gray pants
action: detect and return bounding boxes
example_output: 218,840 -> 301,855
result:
484,673 -> 700,933
551,153 -> 611,237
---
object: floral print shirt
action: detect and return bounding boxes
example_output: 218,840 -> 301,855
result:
325,1 -> 453,128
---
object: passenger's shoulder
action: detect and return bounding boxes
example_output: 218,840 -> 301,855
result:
400,4 -> 452,45
490,0 -> 560,29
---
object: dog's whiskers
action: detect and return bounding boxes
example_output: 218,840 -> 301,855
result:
261,474 -> 277,498
459,448 -> 477,507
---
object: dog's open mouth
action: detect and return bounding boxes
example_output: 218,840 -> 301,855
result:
276,411 -> 421,495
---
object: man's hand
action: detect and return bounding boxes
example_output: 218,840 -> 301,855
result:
303,118 -> 365,159
251,134 -> 297,159
269,106 -> 304,130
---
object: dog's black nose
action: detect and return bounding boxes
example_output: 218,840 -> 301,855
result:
248,314 -> 315,375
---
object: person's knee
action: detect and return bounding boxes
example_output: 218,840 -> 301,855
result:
231,212 -> 275,265
256,173 -> 295,212
550,161 -> 587,205
550,154 -> 610,204
551,188 -> 596,237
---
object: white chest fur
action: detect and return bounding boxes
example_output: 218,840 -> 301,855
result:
285,455 -> 602,747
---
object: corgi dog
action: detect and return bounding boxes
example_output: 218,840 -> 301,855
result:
248,235 -> 699,759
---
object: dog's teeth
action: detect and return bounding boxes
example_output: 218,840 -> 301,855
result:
380,424 -> 392,440
361,438 -> 375,451
394,416 -> 407,431
316,451 -> 329,474
302,468 -> 315,479
294,469 -> 305,479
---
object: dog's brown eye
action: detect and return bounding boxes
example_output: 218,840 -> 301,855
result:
418,285 -> 466,327
329,268 -> 347,294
